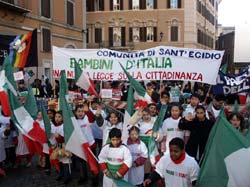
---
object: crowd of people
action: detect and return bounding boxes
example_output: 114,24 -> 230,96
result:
0,78 -> 249,187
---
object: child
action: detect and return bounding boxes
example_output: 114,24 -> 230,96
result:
47,109 -> 56,121
43,109 -> 56,175
36,111 -> 46,168
143,137 -> 199,187
14,133 -> 32,168
96,110 -> 123,146
4,119 -> 17,168
135,107 -> 155,178
98,128 -> 132,187
90,100 -> 106,154
125,126 -> 148,187
228,112 -> 245,133
178,105 -> 213,163
0,119 -> 11,176
158,104 -> 189,154
74,105 -> 98,186
51,111 -> 72,185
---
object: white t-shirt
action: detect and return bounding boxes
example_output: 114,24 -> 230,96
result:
161,117 -> 187,154
155,153 -> 200,187
101,121 -> 123,146
77,116 -> 95,146
138,120 -> 154,136
212,106 -> 221,119
98,144 -> 132,187
125,140 -> 148,185
50,123 -> 64,146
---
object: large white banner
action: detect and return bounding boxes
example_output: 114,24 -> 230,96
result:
52,46 -> 224,85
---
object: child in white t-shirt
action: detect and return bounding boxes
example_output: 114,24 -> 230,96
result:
144,137 -> 199,187
99,128 -> 132,187
125,126 -> 148,186
157,104 -> 189,154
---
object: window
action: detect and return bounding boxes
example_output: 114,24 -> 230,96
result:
132,0 -> 139,10
170,0 -> 178,8
113,27 -> 121,46
87,0 -> 94,11
133,28 -> 140,42
98,0 -> 104,11
87,0 -> 104,11
197,0 -> 201,13
41,27 -> 51,52
67,0 -> 74,25
86,28 -> 89,43
197,29 -> 214,48
147,27 -> 154,41
41,0 -> 51,18
147,0 -> 154,9
113,0 -> 120,10
44,67 -> 51,81
171,26 -> 178,41
95,28 -> 102,43
167,0 -> 181,8
140,27 -> 146,42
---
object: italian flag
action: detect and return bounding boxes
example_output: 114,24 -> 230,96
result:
120,64 -> 153,105
2,55 -> 17,96
0,70 -> 10,116
148,105 -> 167,166
59,71 -> 98,175
7,90 -> 47,152
41,104 -> 60,171
0,55 -> 18,116
24,86 -> 38,119
74,61 -> 98,97
197,111 -> 250,187
122,85 -> 134,142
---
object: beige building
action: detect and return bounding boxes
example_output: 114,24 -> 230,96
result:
86,0 -> 222,51
0,0 -> 86,80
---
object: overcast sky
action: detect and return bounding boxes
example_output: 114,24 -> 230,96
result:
218,0 -> 250,26
218,0 -> 250,62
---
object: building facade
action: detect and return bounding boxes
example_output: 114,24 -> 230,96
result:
0,0 -> 86,81
86,0 -> 221,51
216,26 -> 235,74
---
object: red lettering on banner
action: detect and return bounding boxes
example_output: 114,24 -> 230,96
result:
93,72 -> 114,80
197,73 -> 203,81
118,72 -> 126,80
136,72 -> 142,79
53,70 -> 61,78
67,70 -> 74,78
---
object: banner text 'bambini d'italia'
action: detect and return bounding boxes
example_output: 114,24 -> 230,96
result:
52,46 -> 224,85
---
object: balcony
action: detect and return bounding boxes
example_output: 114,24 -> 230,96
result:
0,0 -> 31,14
87,41 -> 135,51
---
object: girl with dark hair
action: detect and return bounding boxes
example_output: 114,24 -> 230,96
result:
178,105 -> 214,163
95,109 -> 123,146
156,103 -> 189,154
98,128 -> 132,187
228,112 -> 245,133
125,126 -> 148,187
51,111 -> 72,184
74,105 -> 98,186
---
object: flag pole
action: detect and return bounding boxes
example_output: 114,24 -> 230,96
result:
159,79 -> 163,101
87,147 -> 99,162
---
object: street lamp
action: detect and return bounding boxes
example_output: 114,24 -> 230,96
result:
160,32 -> 164,42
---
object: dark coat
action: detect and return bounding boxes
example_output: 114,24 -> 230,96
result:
178,117 -> 214,163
